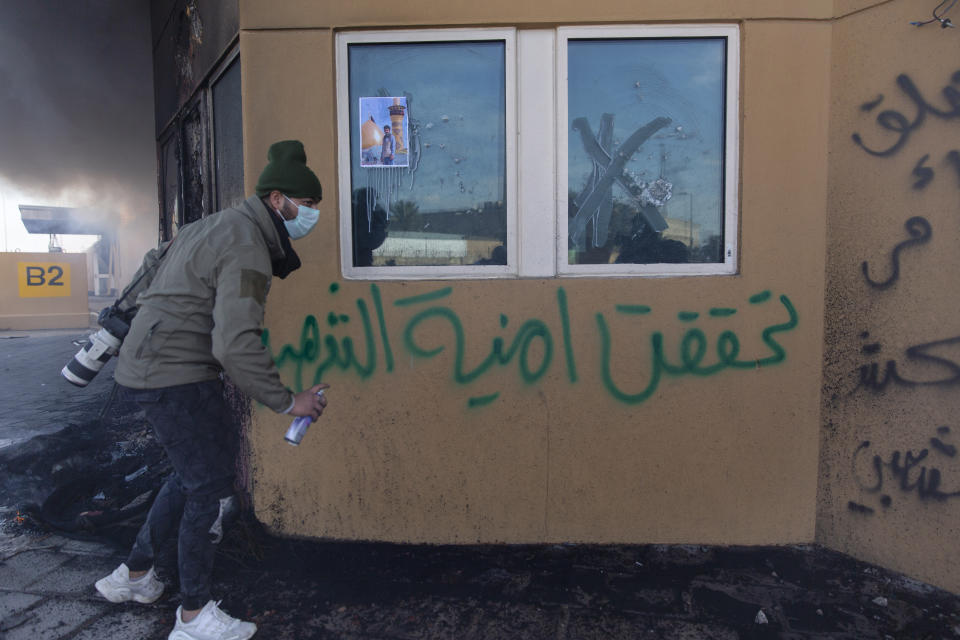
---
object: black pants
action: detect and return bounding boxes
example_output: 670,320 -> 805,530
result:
121,380 -> 237,610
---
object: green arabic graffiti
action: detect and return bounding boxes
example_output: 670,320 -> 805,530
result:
262,284 -> 799,408
598,293 -> 798,404
403,307 -> 554,386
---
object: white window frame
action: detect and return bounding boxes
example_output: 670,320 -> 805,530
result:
335,24 -> 739,280
556,24 -> 740,277
336,28 -> 518,280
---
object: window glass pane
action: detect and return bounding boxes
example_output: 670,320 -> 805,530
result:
348,41 -> 507,267
160,133 -> 178,241
567,38 -> 726,265
181,100 -> 207,224
212,57 -> 244,211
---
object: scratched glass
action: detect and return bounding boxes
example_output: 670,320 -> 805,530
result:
212,56 -> 244,211
159,132 -> 178,241
348,41 -> 507,267
567,38 -> 727,265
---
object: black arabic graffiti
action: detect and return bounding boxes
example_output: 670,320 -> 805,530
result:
911,148 -> 960,190
912,154 -> 934,189
852,71 -> 960,190
856,333 -> 960,392
852,71 -> 960,157
947,150 -> 960,187
860,216 -> 932,289
849,426 -> 960,514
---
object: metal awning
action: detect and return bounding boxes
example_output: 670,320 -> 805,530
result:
19,205 -> 112,236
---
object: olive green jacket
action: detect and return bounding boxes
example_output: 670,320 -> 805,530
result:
114,196 -> 295,413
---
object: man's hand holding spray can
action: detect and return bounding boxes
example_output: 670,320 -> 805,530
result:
285,383 -> 329,445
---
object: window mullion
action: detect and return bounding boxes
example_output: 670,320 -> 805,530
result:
517,29 -> 558,278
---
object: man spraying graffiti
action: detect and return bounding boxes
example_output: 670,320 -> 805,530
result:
93,140 -> 329,640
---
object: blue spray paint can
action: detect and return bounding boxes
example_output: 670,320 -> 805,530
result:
284,389 -> 324,446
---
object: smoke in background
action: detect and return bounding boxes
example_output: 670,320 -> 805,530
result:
0,1 -> 158,276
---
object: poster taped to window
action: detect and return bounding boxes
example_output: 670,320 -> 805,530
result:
360,96 -> 409,167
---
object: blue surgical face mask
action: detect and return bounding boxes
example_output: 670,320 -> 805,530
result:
282,195 -> 320,239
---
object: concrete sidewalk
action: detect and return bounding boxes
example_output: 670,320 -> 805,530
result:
0,328 -> 170,637
2,331 -> 960,639
0,533 -> 171,638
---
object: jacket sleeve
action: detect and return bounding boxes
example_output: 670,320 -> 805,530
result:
116,240 -> 173,312
210,242 -> 295,413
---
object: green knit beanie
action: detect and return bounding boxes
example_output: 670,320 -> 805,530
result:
254,140 -> 323,199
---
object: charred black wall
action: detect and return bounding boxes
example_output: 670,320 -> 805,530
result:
151,0 -> 239,135
150,0 -> 242,241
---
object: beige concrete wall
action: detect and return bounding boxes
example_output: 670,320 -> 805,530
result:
818,1 -> 960,593
0,252 -> 89,329
238,0 -> 839,29
239,4 -> 831,545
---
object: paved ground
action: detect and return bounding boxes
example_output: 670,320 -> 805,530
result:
2,330 -> 960,639
0,332 -> 112,449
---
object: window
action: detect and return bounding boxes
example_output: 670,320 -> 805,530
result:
211,55 -> 245,211
559,26 -> 738,275
337,25 -> 739,279
159,130 -> 179,240
337,29 -> 516,278
157,49 -> 243,242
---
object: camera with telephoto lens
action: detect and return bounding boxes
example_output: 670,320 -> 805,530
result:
61,305 -> 137,387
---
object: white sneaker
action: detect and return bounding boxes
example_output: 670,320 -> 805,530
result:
95,563 -> 164,604
168,600 -> 257,640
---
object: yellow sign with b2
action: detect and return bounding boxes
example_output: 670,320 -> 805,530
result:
18,262 -> 72,298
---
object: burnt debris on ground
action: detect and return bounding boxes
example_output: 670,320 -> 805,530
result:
0,386 -> 168,548
208,534 -> 960,639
